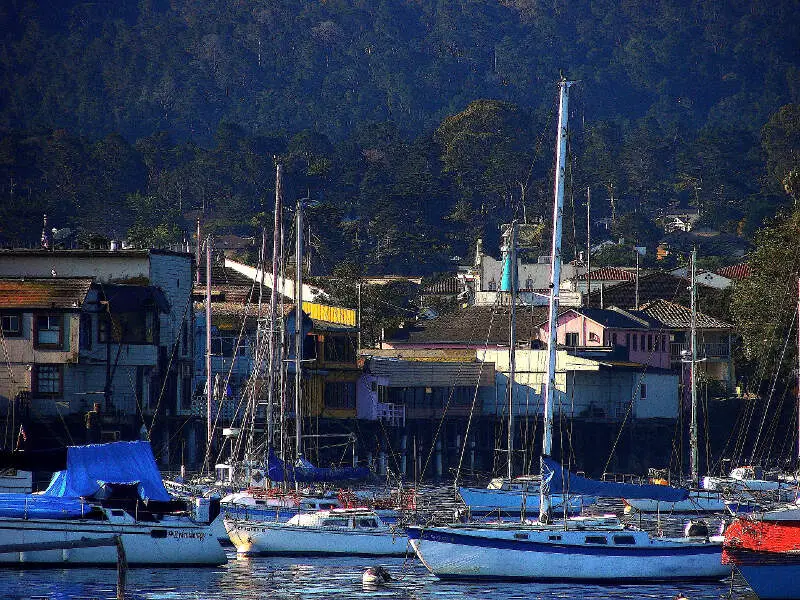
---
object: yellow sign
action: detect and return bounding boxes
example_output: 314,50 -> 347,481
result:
302,302 -> 356,326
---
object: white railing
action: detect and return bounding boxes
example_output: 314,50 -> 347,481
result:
670,342 -> 729,360
376,402 -> 405,428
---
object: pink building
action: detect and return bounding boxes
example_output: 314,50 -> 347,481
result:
541,307 -> 671,369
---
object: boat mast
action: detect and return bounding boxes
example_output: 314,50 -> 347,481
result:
294,197 -> 304,464
266,164 -> 283,453
796,277 -> 799,463
540,77 -> 571,523
205,235 -> 213,473
690,248 -> 699,486
506,221 -> 518,481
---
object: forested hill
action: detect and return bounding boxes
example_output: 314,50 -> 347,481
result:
1,0 -> 799,274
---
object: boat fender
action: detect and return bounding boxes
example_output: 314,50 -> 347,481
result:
362,565 -> 393,585
673,594 -> 689,600
684,520 -> 709,538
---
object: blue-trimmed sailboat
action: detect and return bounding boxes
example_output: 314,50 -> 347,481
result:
407,78 -> 728,582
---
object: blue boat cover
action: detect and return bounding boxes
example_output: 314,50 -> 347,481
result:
543,458 -> 690,502
267,447 -> 370,483
0,494 -> 89,519
43,441 -> 170,502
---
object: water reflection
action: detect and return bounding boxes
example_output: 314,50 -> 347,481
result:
0,549 -> 756,600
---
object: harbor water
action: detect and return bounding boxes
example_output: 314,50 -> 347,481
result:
0,548 -> 757,599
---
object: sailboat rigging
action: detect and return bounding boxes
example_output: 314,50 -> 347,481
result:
407,76 -> 729,582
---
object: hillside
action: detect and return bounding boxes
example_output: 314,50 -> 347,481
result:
0,0 -> 798,272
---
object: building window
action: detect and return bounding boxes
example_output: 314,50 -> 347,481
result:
35,314 -> 63,348
525,278 -> 534,289
181,320 -> 189,356
565,332 -> 579,346
640,383 -> 647,399
323,335 -> 356,363
662,335 -> 667,352
181,374 -> 192,409
324,382 -> 356,409
647,334 -> 653,351
611,332 -> 618,346
1,313 -> 22,337
34,364 -> 62,397
632,334 -> 638,351
212,335 -> 244,357
80,314 -> 92,350
625,333 -> 630,347
488,279 -> 496,291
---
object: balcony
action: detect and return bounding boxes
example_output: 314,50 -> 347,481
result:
670,342 -> 730,361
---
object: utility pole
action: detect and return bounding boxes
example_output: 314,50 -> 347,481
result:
586,187 -> 591,302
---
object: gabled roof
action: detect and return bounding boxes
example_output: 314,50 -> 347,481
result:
716,262 -> 751,280
573,307 -> 659,330
0,277 -> 93,309
638,299 -> 732,329
387,304 -> 558,345
576,266 -> 636,282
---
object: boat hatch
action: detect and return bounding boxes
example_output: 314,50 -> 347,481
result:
585,536 -> 608,544
151,529 -> 167,538
613,535 -> 636,545
111,510 -> 125,517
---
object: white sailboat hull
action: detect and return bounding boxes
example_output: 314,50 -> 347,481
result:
225,518 -> 407,556
407,525 -> 728,582
625,491 -> 727,513
0,516 -> 227,566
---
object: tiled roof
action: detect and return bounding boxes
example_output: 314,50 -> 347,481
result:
421,275 -> 461,295
576,266 -> 636,282
194,260 -> 269,304
0,277 -> 93,309
584,271 -> 725,310
367,357 -> 495,387
387,304 -> 560,345
638,299 -> 732,329
716,263 -> 751,279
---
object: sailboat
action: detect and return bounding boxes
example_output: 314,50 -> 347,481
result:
0,441 -> 227,566
407,77 -> 729,582
217,167 -> 370,525
624,251 -> 760,515
457,224 -> 597,519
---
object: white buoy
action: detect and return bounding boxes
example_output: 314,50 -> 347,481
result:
362,565 -> 393,585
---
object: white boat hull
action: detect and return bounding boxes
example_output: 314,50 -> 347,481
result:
0,516 -> 227,566
407,525 -> 728,581
625,491 -> 727,513
226,518 -> 407,556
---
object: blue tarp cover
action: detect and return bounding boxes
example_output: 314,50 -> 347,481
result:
543,458 -> 690,502
43,441 -> 170,502
267,447 -> 370,483
0,494 -> 88,519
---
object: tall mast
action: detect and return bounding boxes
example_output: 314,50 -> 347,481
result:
690,248 -> 699,486
205,235 -> 213,472
506,221 -> 518,481
294,197 -> 304,463
266,164 -> 283,452
540,77 -> 571,523
796,277 -> 799,463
